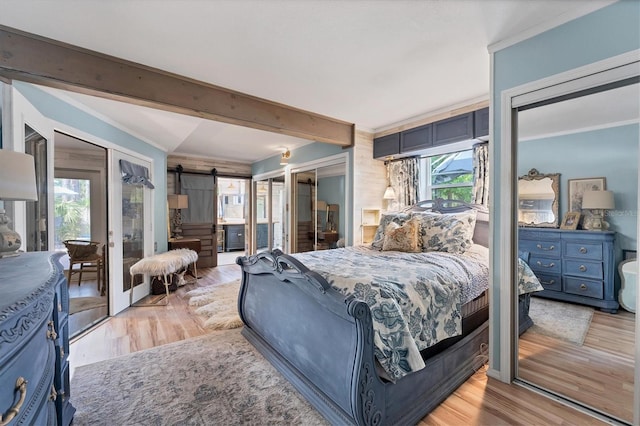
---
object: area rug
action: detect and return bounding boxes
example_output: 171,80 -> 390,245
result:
69,297 -> 107,315
186,279 -> 243,329
70,328 -> 326,425
528,297 -> 594,345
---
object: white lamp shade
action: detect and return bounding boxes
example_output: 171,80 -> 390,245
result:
383,186 -> 396,200
582,190 -> 615,210
168,194 -> 189,209
0,150 -> 38,201
316,200 -> 328,211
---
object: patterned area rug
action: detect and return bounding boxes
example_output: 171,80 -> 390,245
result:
186,279 -> 243,329
71,328 -> 326,425
69,297 -> 107,315
528,297 -> 594,345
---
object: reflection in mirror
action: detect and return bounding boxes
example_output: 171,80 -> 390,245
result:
518,168 -> 559,228
516,82 -> 638,423
24,124 -> 48,251
253,175 -> 285,254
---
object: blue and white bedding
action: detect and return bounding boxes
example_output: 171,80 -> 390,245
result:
292,245 -> 541,381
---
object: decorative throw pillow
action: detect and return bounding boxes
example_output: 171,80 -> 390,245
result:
371,212 -> 412,250
381,218 -> 421,252
413,211 -> 477,254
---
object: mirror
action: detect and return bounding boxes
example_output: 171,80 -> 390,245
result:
517,168 -> 559,228
516,81 -> 638,424
24,124 -> 48,251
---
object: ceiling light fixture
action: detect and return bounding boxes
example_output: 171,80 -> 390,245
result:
280,149 -> 291,166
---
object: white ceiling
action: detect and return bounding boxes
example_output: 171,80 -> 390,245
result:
0,0 -> 616,162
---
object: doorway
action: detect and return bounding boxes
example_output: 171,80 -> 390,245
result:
54,132 -> 109,338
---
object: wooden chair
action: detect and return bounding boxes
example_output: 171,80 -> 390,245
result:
63,240 -> 106,295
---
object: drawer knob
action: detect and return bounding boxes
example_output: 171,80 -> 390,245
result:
46,320 -> 58,340
536,244 -> 555,251
579,247 -> 587,254
580,283 -> 587,290
536,261 -> 555,268
49,385 -> 58,401
0,377 -> 28,426
541,279 -> 555,285
579,265 -> 587,272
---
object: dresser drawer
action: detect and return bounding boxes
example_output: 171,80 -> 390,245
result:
564,242 -> 603,260
533,272 -> 562,292
0,318 -> 55,424
520,240 -> 561,258
530,255 -> 561,274
564,259 -> 603,280
564,277 -> 604,299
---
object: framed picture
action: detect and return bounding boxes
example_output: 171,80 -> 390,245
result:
560,212 -> 580,230
623,249 -> 637,261
568,177 -> 606,212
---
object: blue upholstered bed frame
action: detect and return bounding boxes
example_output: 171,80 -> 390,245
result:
236,200 -> 532,425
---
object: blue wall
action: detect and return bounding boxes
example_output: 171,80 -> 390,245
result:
518,124 -> 638,252
13,82 -> 169,253
491,1 -> 640,372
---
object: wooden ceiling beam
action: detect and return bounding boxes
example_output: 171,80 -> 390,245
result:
0,25 -> 354,147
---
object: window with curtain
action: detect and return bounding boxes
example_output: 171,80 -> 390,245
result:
419,149 -> 474,202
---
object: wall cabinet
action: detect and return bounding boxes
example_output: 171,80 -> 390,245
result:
432,112 -> 474,146
0,252 -> 75,426
474,107 -> 489,138
519,228 -> 618,313
400,123 -> 432,153
373,133 -> 400,158
361,208 -> 381,245
373,107 -> 488,159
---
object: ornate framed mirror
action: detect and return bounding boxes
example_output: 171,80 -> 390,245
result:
517,168 -> 560,228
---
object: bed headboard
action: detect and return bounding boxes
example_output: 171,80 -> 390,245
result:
405,199 -> 490,248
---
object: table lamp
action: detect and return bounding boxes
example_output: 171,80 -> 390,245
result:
0,150 -> 38,257
581,190 -> 615,231
168,194 -> 189,239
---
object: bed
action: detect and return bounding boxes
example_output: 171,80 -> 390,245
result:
236,199 -> 541,425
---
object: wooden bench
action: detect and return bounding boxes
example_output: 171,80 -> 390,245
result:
129,248 -> 198,306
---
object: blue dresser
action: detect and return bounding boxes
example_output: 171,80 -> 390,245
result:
0,252 -> 75,425
519,228 -> 618,313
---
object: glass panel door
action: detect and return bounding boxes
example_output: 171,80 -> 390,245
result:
109,150 -> 152,314
271,176 -> 285,251
24,124 -> 48,251
252,174 -> 285,254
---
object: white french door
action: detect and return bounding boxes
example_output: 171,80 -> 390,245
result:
109,150 -> 153,314
7,86 -> 55,252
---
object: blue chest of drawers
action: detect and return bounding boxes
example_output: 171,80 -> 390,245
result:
0,252 -> 75,425
519,228 -> 618,313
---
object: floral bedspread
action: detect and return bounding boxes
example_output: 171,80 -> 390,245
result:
518,258 -> 544,295
292,245 -> 542,381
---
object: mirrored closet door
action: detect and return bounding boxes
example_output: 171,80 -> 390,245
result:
291,159 -> 346,254
516,80 -> 639,424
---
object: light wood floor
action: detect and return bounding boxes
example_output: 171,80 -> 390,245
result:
519,306 -> 635,423
70,266 -> 626,425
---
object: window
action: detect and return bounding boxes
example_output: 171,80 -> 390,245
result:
420,149 -> 473,202
54,178 -> 91,249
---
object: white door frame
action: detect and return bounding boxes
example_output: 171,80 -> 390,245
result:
7,86 -> 55,252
